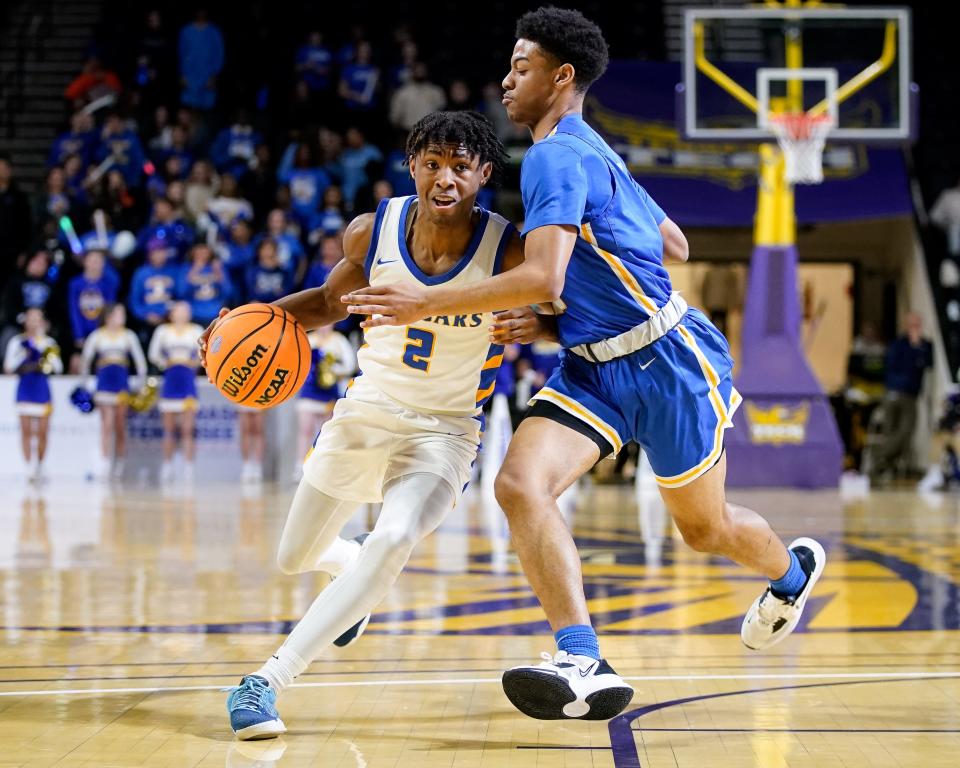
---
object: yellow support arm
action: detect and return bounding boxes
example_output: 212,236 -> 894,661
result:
809,20 -> 898,117
694,21 -> 760,114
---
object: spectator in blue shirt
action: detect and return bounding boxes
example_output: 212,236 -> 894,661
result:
340,127 -> 383,210
130,240 -> 179,338
296,31 -> 333,93
47,112 -> 96,169
68,249 -> 118,351
303,234 -> 343,290
388,40 -> 419,91
211,111 -> 262,180
151,124 -> 194,174
338,41 -> 380,114
94,113 -> 146,189
278,143 -> 332,228
137,197 -> 195,260
872,312 -> 934,481
253,209 -> 306,281
384,146 -> 415,197
215,217 -> 256,298
178,9 -> 224,111
177,243 -> 231,326
305,185 -> 346,247
63,154 -> 89,206
246,239 -> 292,304
318,127 -> 344,183
1,251 -> 57,335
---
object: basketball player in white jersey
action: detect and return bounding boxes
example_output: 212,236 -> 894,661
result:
201,112 -> 524,740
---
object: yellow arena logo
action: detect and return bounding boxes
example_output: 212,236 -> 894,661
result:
744,401 -> 810,445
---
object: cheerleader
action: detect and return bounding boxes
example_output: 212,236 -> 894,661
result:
80,304 -> 147,479
148,301 -> 203,484
3,308 -> 62,482
292,325 -> 356,482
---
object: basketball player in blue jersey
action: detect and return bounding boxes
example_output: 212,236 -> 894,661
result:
200,112 -> 526,740
344,7 -> 826,721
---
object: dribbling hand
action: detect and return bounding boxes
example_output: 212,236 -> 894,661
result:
198,307 -> 230,380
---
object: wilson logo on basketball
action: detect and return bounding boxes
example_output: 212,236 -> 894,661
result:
254,368 -> 291,406
220,344 -> 269,397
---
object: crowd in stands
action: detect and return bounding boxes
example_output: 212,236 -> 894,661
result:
0,7 -> 571,478
0,7 -> 527,372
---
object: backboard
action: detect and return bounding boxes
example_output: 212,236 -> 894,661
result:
680,5 -> 914,142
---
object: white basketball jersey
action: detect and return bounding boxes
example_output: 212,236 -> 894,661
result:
358,196 -> 514,417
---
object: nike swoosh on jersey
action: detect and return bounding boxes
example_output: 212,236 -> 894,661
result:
639,358 -> 657,371
376,257 -> 398,265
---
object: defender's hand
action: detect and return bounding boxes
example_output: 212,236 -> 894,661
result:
342,284 -> 429,329
490,307 -> 556,344
198,307 -> 230,379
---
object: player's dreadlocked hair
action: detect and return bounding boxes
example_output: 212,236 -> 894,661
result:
516,6 -> 609,92
405,111 -> 508,186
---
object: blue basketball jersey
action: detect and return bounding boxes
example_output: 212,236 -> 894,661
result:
520,114 -> 672,347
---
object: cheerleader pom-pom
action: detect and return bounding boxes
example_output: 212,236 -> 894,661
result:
70,386 -> 96,414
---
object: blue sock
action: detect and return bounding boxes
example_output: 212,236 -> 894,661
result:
555,624 -> 600,661
770,549 -> 807,598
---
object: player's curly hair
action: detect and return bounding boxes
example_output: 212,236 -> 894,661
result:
405,111 -> 508,186
515,6 -> 609,92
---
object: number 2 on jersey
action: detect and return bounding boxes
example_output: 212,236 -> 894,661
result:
402,327 -> 435,372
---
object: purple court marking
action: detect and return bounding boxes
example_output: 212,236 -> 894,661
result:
607,676 -> 959,768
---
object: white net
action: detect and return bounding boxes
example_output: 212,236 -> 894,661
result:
769,113 -> 834,185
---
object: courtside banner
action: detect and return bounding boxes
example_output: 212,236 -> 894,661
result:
0,376 -> 298,482
586,61 -> 912,226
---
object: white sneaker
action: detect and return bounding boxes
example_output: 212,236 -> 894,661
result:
160,462 -> 175,484
741,537 -> 826,651
501,651 -> 634,720
182,463 -> 195,484
111,460 -> 125,482
251,463 -> 263,484
241,462 -> 254,483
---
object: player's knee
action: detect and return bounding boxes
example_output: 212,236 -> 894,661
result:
366,527 -> 418,570
494,467 -> 533,512
678,522 -> 721,554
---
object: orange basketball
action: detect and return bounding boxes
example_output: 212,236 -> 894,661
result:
205,303 -> 311,409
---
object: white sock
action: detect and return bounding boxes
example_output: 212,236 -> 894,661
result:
255,645 -> 307,694
315,537 -> 362,576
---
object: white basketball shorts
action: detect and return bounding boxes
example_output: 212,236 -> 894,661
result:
301,378 -> 482,503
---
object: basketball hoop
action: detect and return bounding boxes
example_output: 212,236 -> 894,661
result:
769,112 -> 834,185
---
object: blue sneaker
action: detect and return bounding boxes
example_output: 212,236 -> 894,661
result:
225,675 -> 286,740
333,533 -> 372,648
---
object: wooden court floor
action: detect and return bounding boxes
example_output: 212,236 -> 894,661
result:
1,477 -> 959,767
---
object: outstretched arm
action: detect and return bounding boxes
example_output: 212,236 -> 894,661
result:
343,224 -> 574,328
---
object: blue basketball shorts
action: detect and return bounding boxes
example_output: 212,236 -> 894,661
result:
530,308 -> 741,488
